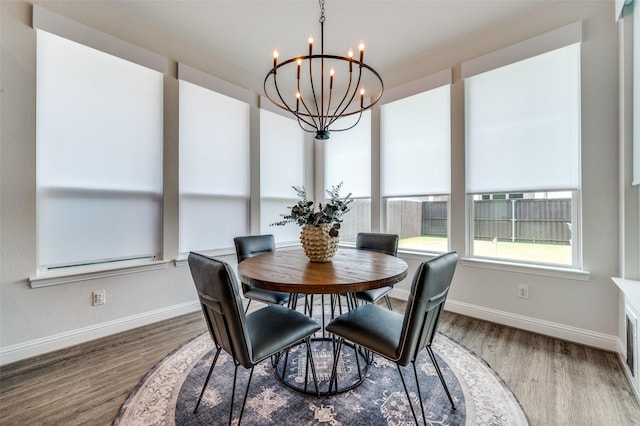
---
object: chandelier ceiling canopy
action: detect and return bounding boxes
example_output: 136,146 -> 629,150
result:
263,0 -> 384,140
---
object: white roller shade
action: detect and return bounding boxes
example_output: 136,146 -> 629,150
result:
179,79 -> 250,252
381,85 -> 451,197
465,43 -> 581,194
37,30 -> 163,267
324,112 -> 371,198
260,109 -> 307,242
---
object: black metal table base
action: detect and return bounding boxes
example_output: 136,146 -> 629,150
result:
274,293 -> 371,396
274,337 -> 371,396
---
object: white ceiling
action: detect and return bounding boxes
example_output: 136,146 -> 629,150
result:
113,0 -> 547,76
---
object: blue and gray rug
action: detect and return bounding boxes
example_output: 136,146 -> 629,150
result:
114,331 -> 529,425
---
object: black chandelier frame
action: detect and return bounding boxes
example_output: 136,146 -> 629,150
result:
263,1 -> 384,140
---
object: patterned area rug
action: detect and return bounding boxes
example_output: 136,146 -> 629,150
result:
114,331 -> 528,425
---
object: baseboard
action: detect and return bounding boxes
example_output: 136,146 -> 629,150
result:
389,288 -> 618,351
0,300 -> 200,366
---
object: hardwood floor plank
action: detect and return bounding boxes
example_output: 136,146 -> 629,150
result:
1,301 -> 639,425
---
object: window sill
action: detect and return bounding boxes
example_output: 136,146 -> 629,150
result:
397,249 -> 448,260
30,259 -> 172,288
175,249 -> 236,267
461,257 -> 590,281
175,243 -> 303,267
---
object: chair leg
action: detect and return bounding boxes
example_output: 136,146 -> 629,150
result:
229,363 -> 240,426
237,366 -> 255,426
384,294 -> 393,310
193,346 -> 221,413
412,361 -> 427,424
427,346 -> 455,409
396,364 -> 420,425
244,299 -> 252,314
304,341 -> 310,394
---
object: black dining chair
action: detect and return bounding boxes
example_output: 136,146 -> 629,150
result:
354,232 -> 399,310
326,251 -> 459,424
187,252 -> 320,425
233,234 -> 292,313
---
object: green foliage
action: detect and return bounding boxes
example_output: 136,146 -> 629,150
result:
270,182 -> 353,237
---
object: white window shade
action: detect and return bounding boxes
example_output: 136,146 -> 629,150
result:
465,43 -> 581,194
260,109 -> 305,198
381,85 -> 451,196
324,112 -> 371,198
260,109 -> 306,242
37,30 -> 163,267
179,79 -> 250,252
179,80 -> 250,195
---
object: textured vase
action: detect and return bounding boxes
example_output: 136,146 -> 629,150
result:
300,224 -> 339,262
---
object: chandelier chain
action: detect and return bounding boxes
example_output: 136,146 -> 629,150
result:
319,0 -> 325,23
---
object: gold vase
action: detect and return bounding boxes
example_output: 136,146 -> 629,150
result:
300,224 -> 339,262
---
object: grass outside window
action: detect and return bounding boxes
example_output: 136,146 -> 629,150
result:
399,236 -> 571,266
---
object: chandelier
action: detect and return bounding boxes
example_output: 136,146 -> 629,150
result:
263,0 -> 384,140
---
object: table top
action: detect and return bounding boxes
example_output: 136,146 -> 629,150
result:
237,249 -> 409,294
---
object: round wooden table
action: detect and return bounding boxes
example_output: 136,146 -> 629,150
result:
237,248 -> 408,295
237,248 -> 409,395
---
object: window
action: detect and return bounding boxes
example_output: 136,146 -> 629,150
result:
464,34 -> 581,266
36,29 -> 164,270
472,191 -> 574,265
324,112 -> 371,243
260,107 -> 308,243
178,67 -> 250,253
381,80 -> 451,253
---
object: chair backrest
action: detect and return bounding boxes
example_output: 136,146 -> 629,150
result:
355,232 -> 399,257
187,252 -> 254,368
234,234 -> 276,263
396,252 -> 458,366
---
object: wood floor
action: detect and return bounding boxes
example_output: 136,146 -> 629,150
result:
1,299 -> 639,425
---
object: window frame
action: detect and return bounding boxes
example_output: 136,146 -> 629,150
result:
467,191 -> 581,268
382,194 -> 450,254
462,22 -> 583,269
258,101 -> 311,245
33,7 -> 166,273
177,64 -> 253,255
379,69 -> 453,253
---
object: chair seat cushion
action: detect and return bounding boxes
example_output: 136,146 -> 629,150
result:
243,285 -> 290,305
355,286 -> 392,303
246,305 -> 321,363
326,304 -> 403,361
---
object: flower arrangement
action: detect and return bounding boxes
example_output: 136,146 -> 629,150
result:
271,182 -> 353,237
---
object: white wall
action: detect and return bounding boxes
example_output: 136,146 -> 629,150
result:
0,0 -> 625,365
0,0 -> 258,364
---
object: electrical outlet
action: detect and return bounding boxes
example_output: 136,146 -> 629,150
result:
517,284 -> 529,299
92,290 -> 106,306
